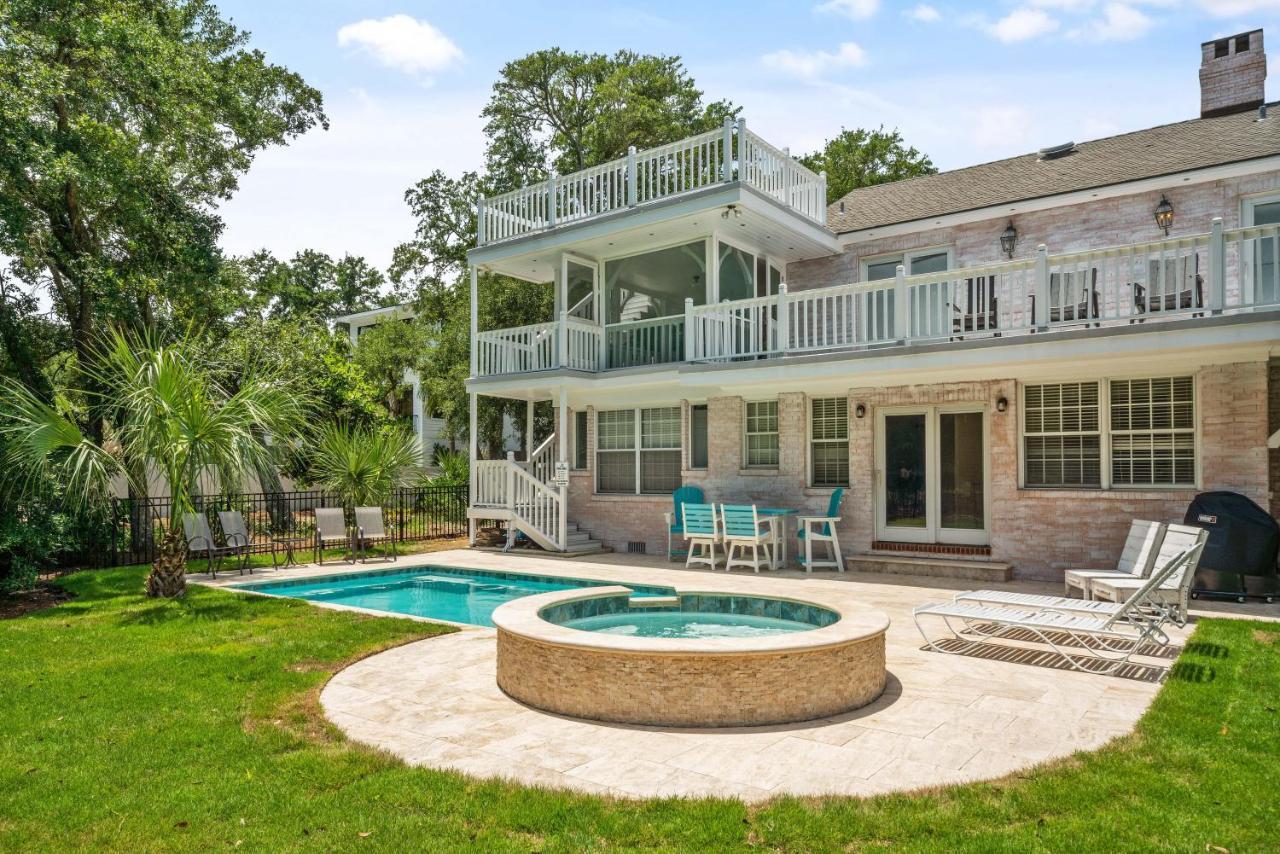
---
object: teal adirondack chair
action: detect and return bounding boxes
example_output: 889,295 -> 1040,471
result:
681,503 -> 721,569
664,485 -> 706,561
797,487 -> 845,573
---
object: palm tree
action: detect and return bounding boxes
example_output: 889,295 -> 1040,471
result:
309,422 -> 421,509
0,331 -> 306,598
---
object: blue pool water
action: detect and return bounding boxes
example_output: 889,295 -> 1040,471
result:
232,567 -> 672,628
563,611 -> 817,639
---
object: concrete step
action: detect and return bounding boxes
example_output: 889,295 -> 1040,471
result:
847,553 -> 1012,583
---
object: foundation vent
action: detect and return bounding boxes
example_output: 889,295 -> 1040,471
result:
626,541 -> 647,554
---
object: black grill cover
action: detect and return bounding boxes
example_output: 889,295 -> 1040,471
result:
1183,491 -> 1279,579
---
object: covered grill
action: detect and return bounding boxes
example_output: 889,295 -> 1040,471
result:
1184,491 -> 1279,604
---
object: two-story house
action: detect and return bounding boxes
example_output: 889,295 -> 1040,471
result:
464,30 -> 1279,579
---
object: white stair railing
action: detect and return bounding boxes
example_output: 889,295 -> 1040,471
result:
469,454 -> 566,551
526,433 -> 557,484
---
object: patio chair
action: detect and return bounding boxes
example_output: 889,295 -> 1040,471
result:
951,276 -> 998,335
721,504 -> 775,573
913,542 -> 1205,674
1087,524 -> 1208,622
663,485 -> 706,561
1062,520 -> 1166,598
952,529 -> 1208,629
215,510 -> 255,573
354,506 -> 397,563
314,507 -> 352,564
682,503 -> 722,570
183,512 -> 248,577
796,488 -> 845,573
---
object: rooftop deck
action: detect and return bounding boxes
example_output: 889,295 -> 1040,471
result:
476,119 -> 827,247
471,219 -> 1279,380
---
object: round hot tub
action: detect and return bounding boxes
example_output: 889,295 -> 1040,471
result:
492,587 -> 889,728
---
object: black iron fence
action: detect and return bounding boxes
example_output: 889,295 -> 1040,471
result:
108,486 -> 469,567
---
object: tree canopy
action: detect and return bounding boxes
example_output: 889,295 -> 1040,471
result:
799,127 -> 936,204
0,0 -> 327,367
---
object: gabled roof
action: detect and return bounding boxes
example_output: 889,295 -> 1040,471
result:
828,104 -> 1280,234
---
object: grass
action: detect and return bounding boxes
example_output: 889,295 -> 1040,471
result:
1,566 -> 1276,852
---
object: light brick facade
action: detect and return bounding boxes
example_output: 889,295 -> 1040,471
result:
565,361 -> 1271,581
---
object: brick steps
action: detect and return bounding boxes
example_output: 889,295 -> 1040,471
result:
846,553 -> 1012,582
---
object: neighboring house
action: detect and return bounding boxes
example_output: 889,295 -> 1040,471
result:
464,29 -> 1280,579
337,304 -> 522,460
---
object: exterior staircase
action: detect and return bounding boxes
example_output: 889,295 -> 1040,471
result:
560,520 -> 610,556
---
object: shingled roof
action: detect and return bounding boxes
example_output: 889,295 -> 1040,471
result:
827,105 -> 1280,234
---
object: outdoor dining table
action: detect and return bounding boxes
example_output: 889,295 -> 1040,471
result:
756,507 -> 798,568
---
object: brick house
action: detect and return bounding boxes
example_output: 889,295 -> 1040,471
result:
463,30 -> 1280,580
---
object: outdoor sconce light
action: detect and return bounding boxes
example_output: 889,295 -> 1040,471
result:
855,404 -> 867,419
999,221 -> 1018,259
1154,195 -> 1174,235
996,396 -> 1008,413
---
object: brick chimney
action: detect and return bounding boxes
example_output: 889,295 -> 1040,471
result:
1200,29 -> 1266,118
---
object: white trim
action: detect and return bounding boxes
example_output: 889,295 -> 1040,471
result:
808,395 -> 850,488
1018,373 -> 1200,491
742,398 -> 780,469
859,244 -> 955,283
838,155 -> 1280,245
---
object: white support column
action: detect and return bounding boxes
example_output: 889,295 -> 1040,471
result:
721,116 -> 734,183
894,264 -> 908,342
547,175 -> 557,228
1034,244 -> 1049,331
558,309 -> 569,368
525,399 -> 535,460
1208,216 -> 1225,313
777,282 -> 790,356
557,387 -> 568,550
469,265 -> 479,376
684,297 -> 695,362
467,391 -> 478,545
626,146 -> 637,207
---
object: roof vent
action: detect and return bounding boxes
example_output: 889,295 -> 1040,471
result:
1038,141 -> 1077,160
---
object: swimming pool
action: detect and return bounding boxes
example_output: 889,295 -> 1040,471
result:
561,611 -> 817,638
232,567 -> 673,627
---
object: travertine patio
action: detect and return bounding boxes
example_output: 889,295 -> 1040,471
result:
204,548 -> 1219,800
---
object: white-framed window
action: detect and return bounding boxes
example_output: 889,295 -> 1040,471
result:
1021,376 -> 1196,489
743,400 -> 779,468
861,246 -> 953,282
810,397 -> 849,487
596,406 -> 682,494
1243,192 -> 1280,306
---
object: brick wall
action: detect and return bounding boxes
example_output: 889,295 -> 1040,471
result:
564,362 -> 1270,580
1270,357 -> 1280,519
787,172 -> 1280,292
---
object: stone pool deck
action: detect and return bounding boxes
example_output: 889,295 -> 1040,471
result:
202,549 -> 1225,801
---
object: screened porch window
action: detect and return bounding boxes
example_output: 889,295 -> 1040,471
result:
604,240 -> 706,324
596,407 -> 682,494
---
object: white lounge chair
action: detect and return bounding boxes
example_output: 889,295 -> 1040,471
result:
1062,519 -> 1165,598
721,504 -> 775,573
682,503 -> 722,570
954,527 -> 1207,627
913,542 -> 1205,674
1088,523 -> 1208,622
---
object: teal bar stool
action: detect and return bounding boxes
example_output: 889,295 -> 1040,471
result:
797,488 -> 845,573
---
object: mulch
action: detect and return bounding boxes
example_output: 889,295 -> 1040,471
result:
0,584 -> 74,620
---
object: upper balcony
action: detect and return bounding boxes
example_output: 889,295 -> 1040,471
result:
475,119 -> 827,248
469,218 -> 1280,383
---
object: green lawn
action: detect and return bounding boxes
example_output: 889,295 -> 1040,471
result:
1,566 -> 1276,851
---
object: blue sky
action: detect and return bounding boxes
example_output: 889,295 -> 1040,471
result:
214,1 -> 1280,270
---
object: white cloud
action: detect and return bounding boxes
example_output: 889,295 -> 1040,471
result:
761,42 -> 868,79
1196,0 -> 1280,14
1071,3 -> 1154,42
907,4 -> 941,22
1028,0 -> 1095,9
336,14 -> 463,76
987,8 -> 1060,43
971,106 -> 1034,149
815,0 -> 880,20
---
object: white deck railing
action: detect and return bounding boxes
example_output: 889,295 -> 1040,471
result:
471,454 -> 566,550
476,119 -> 826,245
473,219 -> 1278,377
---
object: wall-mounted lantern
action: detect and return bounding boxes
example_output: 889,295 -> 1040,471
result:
996,396 -> 1009,413
855,403 -> 867,419
999,222 -> 1018,259
1153,196 -> 1174,235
